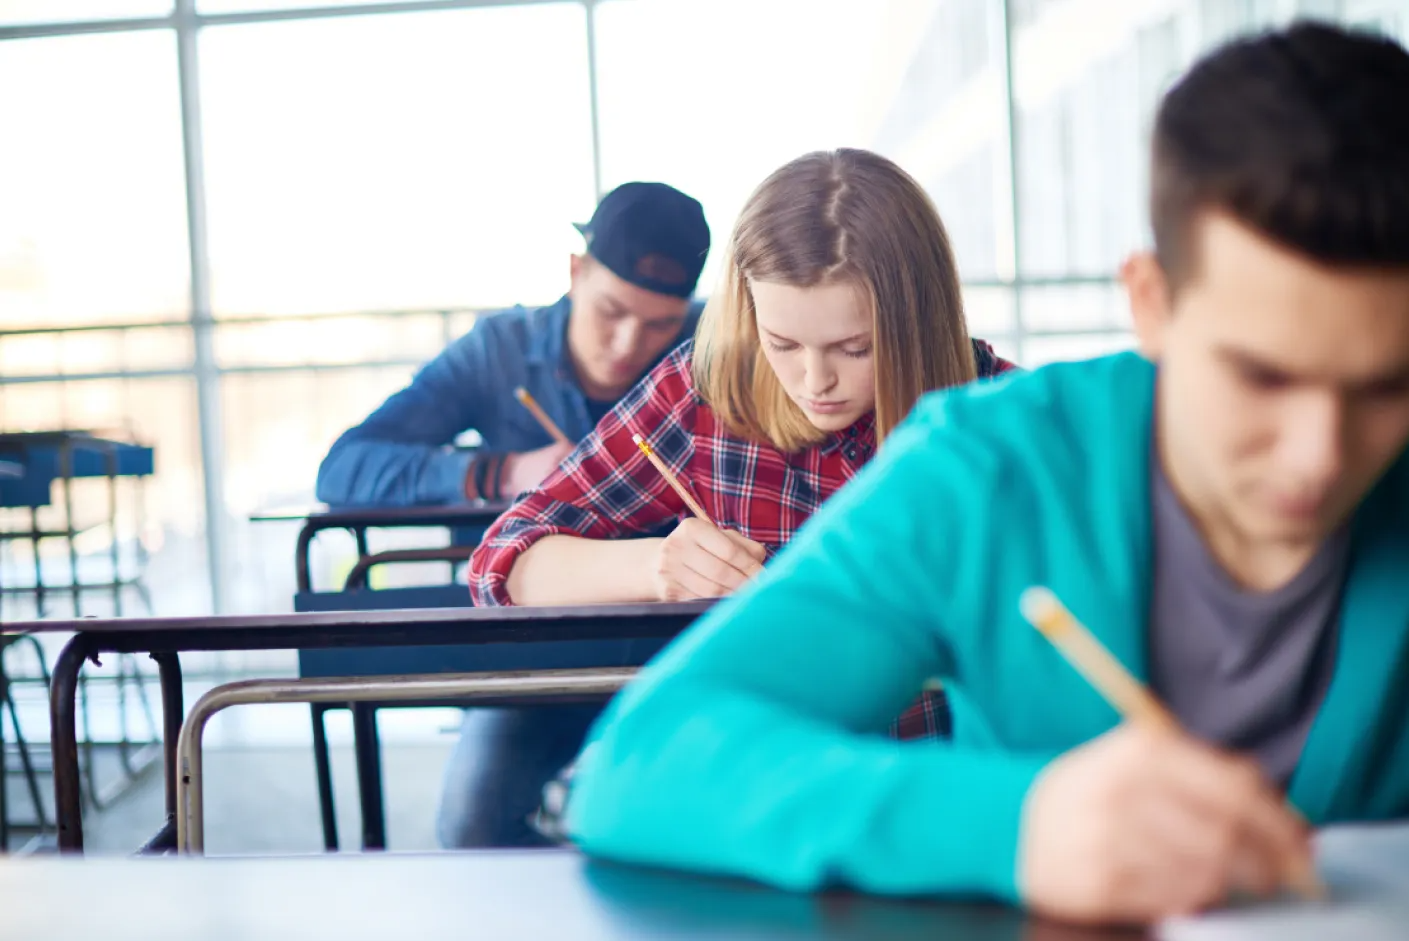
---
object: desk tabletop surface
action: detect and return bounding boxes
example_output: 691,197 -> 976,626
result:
250,501 -> 513,525
0,849 -> 1142,941
0,429 -> 141,446
1,600 -> 714,637
0,430 -> 98,443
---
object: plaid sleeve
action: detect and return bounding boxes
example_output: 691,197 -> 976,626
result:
468,342 -> 701,606
889,690 -> 952,741
972,338 -> 1019,377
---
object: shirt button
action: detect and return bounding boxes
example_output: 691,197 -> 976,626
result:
846,426 -> 858,438
843,446 -> 858,461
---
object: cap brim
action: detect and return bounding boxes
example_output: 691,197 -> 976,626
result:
572,222 -> 591,236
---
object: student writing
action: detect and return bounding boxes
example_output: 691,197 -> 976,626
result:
561,23 -> 1409,926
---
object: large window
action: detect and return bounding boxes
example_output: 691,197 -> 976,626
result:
875,0 -> 1409,364
199,0 -> 391,10
1003,0 -> 1409,363
0,29 -> 200,614
201,4 -> 595,316
595,0 -> 955,292
595,0 -> 1021,341
0,2 -> 170,25
0,31 -> 188,329
196,3 -> 597,612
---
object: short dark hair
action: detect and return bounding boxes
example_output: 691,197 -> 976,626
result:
1151,21 -> 1409,286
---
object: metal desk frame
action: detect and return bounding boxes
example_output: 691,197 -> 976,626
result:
250,502 -> 510,593
175,667 -> 634,853
20,601 -> 709,853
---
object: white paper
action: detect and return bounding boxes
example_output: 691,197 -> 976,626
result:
1158,823 -> 1409,941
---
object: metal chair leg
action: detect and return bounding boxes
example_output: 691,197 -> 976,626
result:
1,646 -> 9,852
351,703 -> 385,851
118,653 -> 160,779
5,684 -> 49,832
78,671 -> 103,812
51,635 -> 91,852
310,704 -> 338,851
116,653 -> 134,776
15,634 -> 50,687
30,507 -> 45,619
60,464 -> 81,618
8,637 -> 53,832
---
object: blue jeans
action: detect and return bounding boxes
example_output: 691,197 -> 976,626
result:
435,704 -> 602,848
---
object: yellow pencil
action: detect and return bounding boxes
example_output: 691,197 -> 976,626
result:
631,433 -> 713,524
514,387 -> 570,445
1019,586 -> 1325,902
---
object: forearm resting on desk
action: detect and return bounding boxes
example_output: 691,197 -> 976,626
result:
316,438 -> 473,506
506,535 -> 662,605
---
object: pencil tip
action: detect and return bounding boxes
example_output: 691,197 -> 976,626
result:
631,434 -> 644,445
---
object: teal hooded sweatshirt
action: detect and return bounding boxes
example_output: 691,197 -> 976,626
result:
566,353 -> 1409,901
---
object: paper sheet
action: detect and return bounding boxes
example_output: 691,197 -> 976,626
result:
1158,823 -> 1409,940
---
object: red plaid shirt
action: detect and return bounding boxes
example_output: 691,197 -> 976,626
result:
470,338 -> 1016,739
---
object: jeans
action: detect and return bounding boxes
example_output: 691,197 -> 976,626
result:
435,703 -> 603,848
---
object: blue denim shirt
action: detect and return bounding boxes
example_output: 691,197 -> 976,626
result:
315,295 -> 702,506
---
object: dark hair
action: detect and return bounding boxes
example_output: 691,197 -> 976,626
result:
1151,21 -> 1409,286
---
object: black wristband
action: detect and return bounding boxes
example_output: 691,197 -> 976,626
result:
470,454 -> 490,502
488,453 -> 505,501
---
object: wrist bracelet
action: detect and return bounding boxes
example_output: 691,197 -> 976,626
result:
470,455 -> 490,502
489,453 -> 506,501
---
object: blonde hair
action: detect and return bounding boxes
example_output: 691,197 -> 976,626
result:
693,149 -> 976,452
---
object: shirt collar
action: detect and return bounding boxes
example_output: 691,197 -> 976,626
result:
819,412 -> 877,458
525,294 -> 574,368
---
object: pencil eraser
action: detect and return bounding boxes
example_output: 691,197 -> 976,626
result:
631,434 -> 644,445
1019,586 -> 1056,624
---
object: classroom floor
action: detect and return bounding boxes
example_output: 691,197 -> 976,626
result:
3,670 -> 463,856
109,742 -> 452,855
5,740 -> 457,856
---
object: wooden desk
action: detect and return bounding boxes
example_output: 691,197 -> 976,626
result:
0,848 -> 1144,941
249,502 -> 512,592
8,601 -> 710,853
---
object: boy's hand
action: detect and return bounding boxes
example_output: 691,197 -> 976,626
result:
1019,723 -> 1311,925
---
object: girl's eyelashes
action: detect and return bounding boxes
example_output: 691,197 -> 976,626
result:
763,339 -> 871,359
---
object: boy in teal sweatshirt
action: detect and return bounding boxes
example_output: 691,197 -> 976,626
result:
561,22 -> 1409,927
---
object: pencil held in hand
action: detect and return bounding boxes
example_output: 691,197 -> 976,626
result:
514,387 -> 570,445
1019,586 -> 1325,902
631,433 -> 713,524
1020,588 -> 1174,730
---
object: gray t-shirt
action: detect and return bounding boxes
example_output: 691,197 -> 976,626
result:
1148,462 -> 1349,786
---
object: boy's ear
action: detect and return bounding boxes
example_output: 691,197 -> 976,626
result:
1122,251 -> 1173,361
